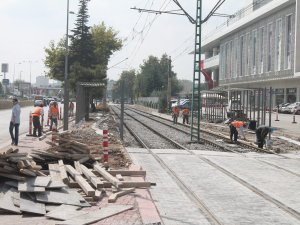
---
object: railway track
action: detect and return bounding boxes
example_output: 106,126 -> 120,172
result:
110,105 -> 300,224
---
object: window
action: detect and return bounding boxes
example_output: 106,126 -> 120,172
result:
220,45 -> 225,80
285,14 -> 292,69
275,19 -> 282,71
252,30 -> 257,74
259,27 -> 264,74
225,42 -> 229,79
267,23 -> 273,72
246,33 -> 251,75
240,36 -> 244,76
234,38 -> 239,78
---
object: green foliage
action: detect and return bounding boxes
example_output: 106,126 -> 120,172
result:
112,70 -> 136,101
44,0 -> 122,94
133,54 -> 182,97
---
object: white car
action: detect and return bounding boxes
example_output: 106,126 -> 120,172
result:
287,102 -> 300,114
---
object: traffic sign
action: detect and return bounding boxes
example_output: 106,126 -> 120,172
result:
2,79 -> 9,85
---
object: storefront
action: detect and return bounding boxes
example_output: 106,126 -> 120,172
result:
286,88 -> 297,103
275,88 -> 284,105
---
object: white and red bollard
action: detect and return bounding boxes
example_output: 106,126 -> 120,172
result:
102,128 -> 109,163
275,107 -> 279,121
292,110 -> 297,124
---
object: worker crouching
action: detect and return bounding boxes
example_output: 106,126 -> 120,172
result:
229,120 -> 246,143
255,126 -> 276,148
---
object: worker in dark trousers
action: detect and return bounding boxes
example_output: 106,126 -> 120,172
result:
230,120 -> 245,143
255,125 -> 276,148
182,107 -> 190,124
32,104 -> 43,137
172,106 -> 179,124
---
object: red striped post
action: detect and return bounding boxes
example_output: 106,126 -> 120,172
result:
29,111 -> 32,135
275,107 -> 279,121
102,129 -> 109,162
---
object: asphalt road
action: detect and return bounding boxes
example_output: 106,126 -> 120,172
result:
0,103 -> 64,147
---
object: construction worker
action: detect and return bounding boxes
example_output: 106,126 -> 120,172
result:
49,101 -> 59,131
172,105 -> 179,124
32,103 -> 44,137
182,107 -> 190,124
255,125 -> 276,148
229,120 -> 245,143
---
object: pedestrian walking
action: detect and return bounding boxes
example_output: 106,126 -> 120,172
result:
9,98 -> 21,146
255,125 -> 276,148
49,101 -> 59,131
69,101 -> 74,116
182,107 -> 190,124
172,105 -> 179,124
32,103 -> 44,137
229,120 -> 245,143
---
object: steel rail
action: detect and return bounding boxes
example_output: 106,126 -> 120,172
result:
112,105 -> 300,221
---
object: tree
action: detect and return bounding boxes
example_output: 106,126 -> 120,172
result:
112,70 -> 136,101
133,54 -> 182,97
44,0 -> 122,94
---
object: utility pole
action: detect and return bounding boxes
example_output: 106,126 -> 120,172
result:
120,80 -> 124,141
63,0 -> 70,131
190,0 -> 202,142
167,56 -> 172,111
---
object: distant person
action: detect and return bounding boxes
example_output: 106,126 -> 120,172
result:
182,107 -> 190,124
32,103 -> 43,137
91,102 -> 96,112
255,125 -> 276,148
10,98 -> 21,146
172,105 -> 179,124
69,101 -> 74,116
49,101 -> 59,131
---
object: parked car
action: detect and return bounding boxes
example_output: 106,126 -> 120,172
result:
286,102 -> 300,114
34,100 -> 44,107
273,103 -> 290,112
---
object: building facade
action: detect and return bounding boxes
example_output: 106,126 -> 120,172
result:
202,0 -> 300,105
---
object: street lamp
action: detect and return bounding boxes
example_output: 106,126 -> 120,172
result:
63,0 -> 70,131
23,60 -> 38,97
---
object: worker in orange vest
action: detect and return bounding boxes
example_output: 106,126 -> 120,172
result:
172,105 -> 179,124
49,101 -> 59,131
182,107 -> 190,125
229,120 -> 245,143
32,103 -> 44,137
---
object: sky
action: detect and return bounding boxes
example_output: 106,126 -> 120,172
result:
0,0 -> 247,84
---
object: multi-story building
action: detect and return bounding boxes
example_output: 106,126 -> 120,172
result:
202,0 -> 300,105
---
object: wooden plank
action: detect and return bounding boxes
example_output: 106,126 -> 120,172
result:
93,190 -> 105,201
18,179 -> 46,192
107,170 -> 146,176
46,204 -> 86,220
74,161 -> 83,174
65,165 -> 95,196
108,188 -> 135,203
0,188 -> 21,213
78,156 -> 90,164
20,168 -> 37,176
48,164 -> 67,188
32,176 -> 51,187
116,174 -> 124,181
119,181 -> 153,188
93,164 -> 122,188
0,153 -> 28,159
57,205 -> 133,225
0,172 -> 25,181
80,164 -> 103,188
20,192 -> 46,215
58,160 -> 68,183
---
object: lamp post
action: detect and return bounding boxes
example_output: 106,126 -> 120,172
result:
23,60 -> 38,97
63,0 -> 70,131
